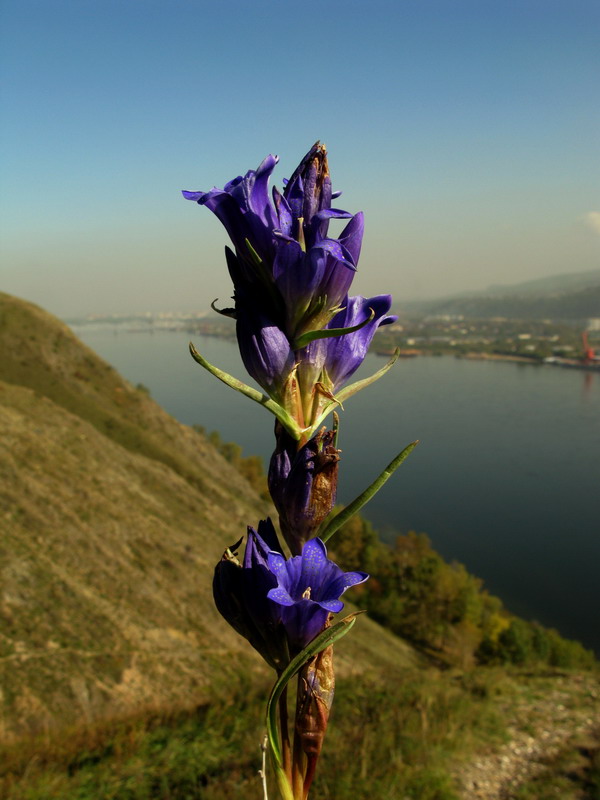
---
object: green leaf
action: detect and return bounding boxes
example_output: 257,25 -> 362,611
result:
210,298 -> 236,319
245,237 -> 263,265
305,348 -> 401,438
272,763 -> 294,800
318,440 -> 419,544
292,308 -> 375,350
189,342 -> 305,440
266,614 -> 360,773
336,347 -> 400,405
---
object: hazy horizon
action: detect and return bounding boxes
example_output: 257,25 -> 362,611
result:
1,0 -> 599,318
51,266 -> 598,320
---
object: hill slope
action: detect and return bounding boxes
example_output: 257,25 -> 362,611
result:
0,293 -> 419,741
403,269 -> 600,319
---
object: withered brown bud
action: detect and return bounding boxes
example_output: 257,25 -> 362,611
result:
268,423 -> 340,555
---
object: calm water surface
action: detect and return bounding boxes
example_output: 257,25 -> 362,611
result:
75,328 -> 600,654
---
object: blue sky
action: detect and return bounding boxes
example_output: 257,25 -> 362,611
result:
1,0 -> 599,316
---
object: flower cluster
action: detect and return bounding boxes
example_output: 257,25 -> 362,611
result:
184,143 -> 402,799
183,143 -> 396,435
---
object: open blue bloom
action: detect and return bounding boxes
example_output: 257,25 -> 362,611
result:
213,519 -> 289,670
266,538 -> 368,651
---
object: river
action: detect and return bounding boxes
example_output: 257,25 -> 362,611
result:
73,326 -> 600,654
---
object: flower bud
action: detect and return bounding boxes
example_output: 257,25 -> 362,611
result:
212,519 -> 289,671
268,425 -> 340,555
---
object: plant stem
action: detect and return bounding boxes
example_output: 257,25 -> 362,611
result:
259,735 -> 269,800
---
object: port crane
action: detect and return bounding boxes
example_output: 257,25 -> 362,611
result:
581,331 -> 598,365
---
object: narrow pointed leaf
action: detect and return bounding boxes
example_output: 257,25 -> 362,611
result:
272,763 -> 294,800
189,342 -> 304,440
245,237 -> 263,265
210,298 -> 236,318
292,308 -> 375,350
318,440 -> 419,543
336,347 -> 400,404
266,614 -> 360,771
304,348 -> 401,438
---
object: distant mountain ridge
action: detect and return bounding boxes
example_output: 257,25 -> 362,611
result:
403,269 -> 600,319
479,269 -> 600,297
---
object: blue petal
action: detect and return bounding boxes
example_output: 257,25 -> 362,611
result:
267,586 -> 295,607
317,598 -> 344,613
272,238 -> 308,308
321,294 -> 394,390
313,208 -> 353,222
244,520 -> 282,570
343,570 -> 369,587
249,154 -> 279,227
236,307 -> 294,395
182,190 -> 206,201
299,538 -> 329,589
314,239 -> 356,270
339,212 -> 364,266
281,600 -> 329,647
256,518 -> 282,553
268,550 -> 288,580
285,555 -> 304,598
328,571 -> 369,599
273,187 -> 293,236
283,174 -> 304,221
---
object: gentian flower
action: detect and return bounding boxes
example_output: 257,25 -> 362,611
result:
301,293 -> 398,394
183,154 -> 280,275
184,143 -> 361,338
184,143 -> 397,436
266,538 -> 368,651
268,425 -> 340,555
213,519 -> 289,670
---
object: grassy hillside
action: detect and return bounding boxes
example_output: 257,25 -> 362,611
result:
0,293 -> 418,742
1,292 -> 597,800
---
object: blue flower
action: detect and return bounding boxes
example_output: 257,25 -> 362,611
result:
212,519 -> 289,670
184,143 -> 395,433
266,538 -> 368,651
305,294 -> 398,392
183,143 -> 362,339
183,154 -> 280,272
